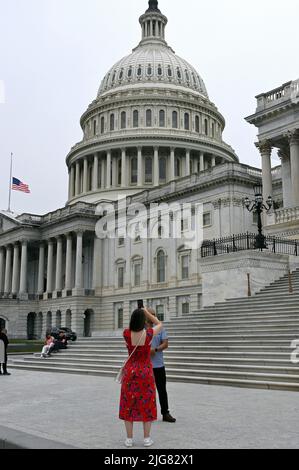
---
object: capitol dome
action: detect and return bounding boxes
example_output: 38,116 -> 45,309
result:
66,0 -> 238,204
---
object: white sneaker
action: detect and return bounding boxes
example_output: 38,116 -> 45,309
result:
125,438 -> 133,447
144,438 -> 154,447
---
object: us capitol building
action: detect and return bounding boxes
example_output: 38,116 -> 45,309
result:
1,1 -> 299,338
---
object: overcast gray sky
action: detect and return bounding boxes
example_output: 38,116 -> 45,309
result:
0,0 -> 298,215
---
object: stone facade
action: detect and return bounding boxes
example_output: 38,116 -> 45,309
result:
0,1 -> 298,338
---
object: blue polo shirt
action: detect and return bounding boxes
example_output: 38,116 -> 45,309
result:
151,328 -> 168,369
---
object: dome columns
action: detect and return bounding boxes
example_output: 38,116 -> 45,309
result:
67,147 -> 226,203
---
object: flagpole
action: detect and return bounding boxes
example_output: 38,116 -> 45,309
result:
8,152 -> 13,212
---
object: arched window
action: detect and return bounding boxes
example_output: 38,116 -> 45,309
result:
93,120 -> 97,136
137,65 -> 142,77
159,110 -> 165,127
110,114 -> 115,131
101,116 -> 105,134
159,157 -> 166,182
145,157 -> 153,183
131,157 -> 138,184
146,109 -> 152,127
157,65 -> 163,76
175,158 -> 181,178
195,115 -> 200,133
128,67 -> 132,78
177,68 -> 182,80
172,111 -> 178,129
212,122 -> 215,138
133,110 -> 139,128
204,119 -> 208,136
157,250 -> 166,283
119,69 -> 124,80
167,66 -> 172,78
147,64 -> 152,76
121,111 -> 126,129
184,113 -> 190,130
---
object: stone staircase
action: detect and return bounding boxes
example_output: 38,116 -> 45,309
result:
9,269 -> 299,391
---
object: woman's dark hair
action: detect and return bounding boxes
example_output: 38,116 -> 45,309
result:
130,309 -> 146,332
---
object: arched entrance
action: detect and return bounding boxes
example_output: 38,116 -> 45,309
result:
37,313 -> 43,339
0,317 -> 6,330
46,312 -> 52,333
56,311 -> 62,328
27,313 -> 36,340
83,310 -> 94,338
65,310 -> 72,329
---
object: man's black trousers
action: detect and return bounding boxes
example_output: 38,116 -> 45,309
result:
153,366 -> 169,416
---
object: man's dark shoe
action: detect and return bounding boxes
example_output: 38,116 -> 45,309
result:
3,372 -> 11,376
163,413 -> 176,423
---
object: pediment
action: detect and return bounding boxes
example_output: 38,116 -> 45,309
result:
0,212 -> 21,234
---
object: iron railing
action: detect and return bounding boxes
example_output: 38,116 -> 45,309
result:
201,233 -> 299,258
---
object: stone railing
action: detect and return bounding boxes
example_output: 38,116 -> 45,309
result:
17,203 -> 96,226
256,79 -> 299,111
275,206 -> 299,225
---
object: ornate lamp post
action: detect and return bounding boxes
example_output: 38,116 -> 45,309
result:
244,185 -> 273,250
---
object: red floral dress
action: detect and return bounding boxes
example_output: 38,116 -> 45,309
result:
119,328 -> 157,423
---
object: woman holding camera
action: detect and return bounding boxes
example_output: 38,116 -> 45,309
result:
119,306 -> 163,448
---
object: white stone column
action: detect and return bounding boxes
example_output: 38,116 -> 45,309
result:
137,147 -> 143,187
75,162 -> 80,196
200,152 -> 205,172
0,247 -> 5,294
4,245 -> 12,295
154,147 -> 159,186
279,148 -> 292,208
55,236 -> 63,291
186,150 -> 191,176
46,240 -> 54,293
83,158 -> 88,193
170,147 -> 175,181
37,243 -> 45,294
11,243 -> 20,295
288,130 -> 299,207
256,141 -> 273,201
112,154 -> 118,187
121,148 -> 127,188
65,233 -> 73,291
75,231 -> 84,290
19,240 -> 28,294
93,154 -> 99,191
101,157 -> 105,189
106,150 -> 111,189
70,165 -> 75,199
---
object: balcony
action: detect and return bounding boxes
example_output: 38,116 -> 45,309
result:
256,79 -> 299,112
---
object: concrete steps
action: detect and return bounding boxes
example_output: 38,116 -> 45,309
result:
10,268 -> 299,391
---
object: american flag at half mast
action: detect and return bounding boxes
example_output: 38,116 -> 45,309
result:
12,177 -> 31,194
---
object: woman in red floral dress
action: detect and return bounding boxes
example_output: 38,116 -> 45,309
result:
119,307 -> 163,448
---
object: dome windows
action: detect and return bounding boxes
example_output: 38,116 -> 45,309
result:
131,157 -> 138,184
112,71 -> 116,84
133,110 -> 139,128
146,109 -> 152,127
172,111 -> 178,129
157,65 -> 163,77
119,69 -> 124,80
184,113 -> 190,131
204,119 -> 209,136
159,110 -> 165,127
177,68 -> 182,80
101,116 -> 105,134
185,70 -> 190,83
145,157 -> 153,183
137,65 -> 142,77
167,66 -> 172,78
147,64 -> 153,76
128,67 -> 133,78
195,115 -> 200,133
121,111 -> 127,129
110,114 -> 115,131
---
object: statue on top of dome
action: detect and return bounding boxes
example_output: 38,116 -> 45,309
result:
147,0 -> 160,12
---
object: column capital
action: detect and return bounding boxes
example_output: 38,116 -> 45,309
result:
286,129 -> 299,145
255,140 -> 272,155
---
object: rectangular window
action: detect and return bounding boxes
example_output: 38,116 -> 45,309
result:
118,267 -> 124,289
117,308 -> 124,329
118,237 -> 125,247
182,303 -> 190,315
203,212 -> 212,227
181,255 -> 189,280
134,264 -> 141,287
156,305 -> 165,322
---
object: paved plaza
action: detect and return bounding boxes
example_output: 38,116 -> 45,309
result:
0,369 -> 299,449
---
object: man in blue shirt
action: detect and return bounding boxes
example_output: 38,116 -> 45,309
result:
147,308 -> 176,423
